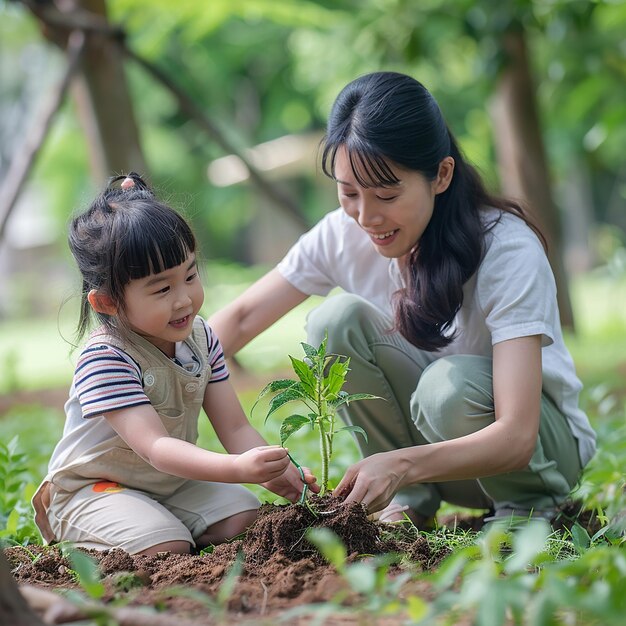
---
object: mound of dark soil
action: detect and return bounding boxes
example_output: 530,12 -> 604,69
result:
243,494 -> 396,571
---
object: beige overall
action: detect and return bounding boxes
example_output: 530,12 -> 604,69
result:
32,318 -> 259,553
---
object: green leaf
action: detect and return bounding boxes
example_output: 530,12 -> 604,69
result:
406,595 -> 429,621
300,341 -> 318,359
316,333 -> 328,358
333,392 -> 382,408
64,549 -> 105,599
307,527 -> 346,571
256,378 -> 298,400
433,545 -> 480,589
252,379 -> 297,414
279,414 -> 311,445
4,508 -> 19,534
7,436 -> 19,455
570,522 -> 591,553
504,520 -> 550,573
323,357 -> 350,399
344,562 -> 376,593
265,383 -> 308,420
336,425 -> 368,444
216,553 -> 243,606
289,356 -> 317,396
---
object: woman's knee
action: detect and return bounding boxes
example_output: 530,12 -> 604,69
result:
412,355 -> 494,440
306,293 -> 385,354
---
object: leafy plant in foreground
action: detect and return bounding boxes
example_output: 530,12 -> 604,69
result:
254,333 -> 380,494
0,436 -> 40,546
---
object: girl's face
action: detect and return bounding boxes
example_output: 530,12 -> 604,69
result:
334,147 -> 453,260
122,253 -> 204,357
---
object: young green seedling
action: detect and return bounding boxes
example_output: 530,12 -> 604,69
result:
254,333 -> 380,495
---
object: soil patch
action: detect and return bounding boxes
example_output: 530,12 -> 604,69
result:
6,498 -> 601,624
6,498 -> 431,624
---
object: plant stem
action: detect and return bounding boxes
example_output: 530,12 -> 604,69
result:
287,453 -> 308,505
328,408 -> 336,461
315,358 -> 330,493
319,417 -> 329,494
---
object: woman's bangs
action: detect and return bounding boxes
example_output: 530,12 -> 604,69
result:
322,141 -> 400,188
348,149 -> 400,188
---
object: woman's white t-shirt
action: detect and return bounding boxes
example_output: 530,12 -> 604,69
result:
277,207 -> 596,466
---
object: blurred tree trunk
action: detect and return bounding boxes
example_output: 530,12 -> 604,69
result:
0,551 -> 45,626
490,25 -> 574,330
27,0 -> 146,181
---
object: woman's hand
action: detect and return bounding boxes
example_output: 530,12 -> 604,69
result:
334,451 -> 410,514
262,463 -> 319,502
232,445 -> 291,483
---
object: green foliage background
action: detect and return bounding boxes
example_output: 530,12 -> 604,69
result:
2,0 -> 625,266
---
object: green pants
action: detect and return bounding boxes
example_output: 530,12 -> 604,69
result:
306,294 -> 582,517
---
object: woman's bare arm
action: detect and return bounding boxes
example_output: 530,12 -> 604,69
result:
335,335 -> 543,512
208,268 -> 308,358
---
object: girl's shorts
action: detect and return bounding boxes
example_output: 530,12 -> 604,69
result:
43,479 -> 259,554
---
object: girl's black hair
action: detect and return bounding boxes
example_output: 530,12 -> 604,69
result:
322,71 -> 545,351
69,172 -> 196,342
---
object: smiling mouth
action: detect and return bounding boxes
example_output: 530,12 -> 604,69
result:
369,229 -> 398,240
170,315 -> 190,327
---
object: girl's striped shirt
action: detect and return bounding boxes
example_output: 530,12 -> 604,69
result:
74,321 -> 228,418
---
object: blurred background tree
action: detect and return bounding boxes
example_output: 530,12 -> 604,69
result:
1,0 -> 625,327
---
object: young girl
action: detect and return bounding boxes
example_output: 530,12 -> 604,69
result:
33,173 -> 315,555
209,71 -> 596,526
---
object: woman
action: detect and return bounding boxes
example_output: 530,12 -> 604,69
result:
209,71 -> 595,526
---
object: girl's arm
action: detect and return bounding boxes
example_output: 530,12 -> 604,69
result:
335,335 -> 542,513
104,403 -> 290,485
203,378 -> 318,500
208,268 -> 308,358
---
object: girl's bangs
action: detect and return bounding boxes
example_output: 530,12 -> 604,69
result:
122,215 -> 195,281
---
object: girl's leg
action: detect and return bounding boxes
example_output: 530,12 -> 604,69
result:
162,480 -> 260,548
306,293 -> 487,517
195,509 -> 258,547
412,355 -> 582,514
138,541 -> 190,556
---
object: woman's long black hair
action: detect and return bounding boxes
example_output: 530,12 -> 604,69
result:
322,71 -> 545,351
69,172 -> 196,342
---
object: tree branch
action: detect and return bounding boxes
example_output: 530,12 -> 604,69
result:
19,584 -> 200,626
18,0 -> 123,38
119,41 -> 309,231
13,1 -> 309,235
0,30 -> 86,245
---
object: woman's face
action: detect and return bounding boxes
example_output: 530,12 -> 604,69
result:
334,147 -> 453,260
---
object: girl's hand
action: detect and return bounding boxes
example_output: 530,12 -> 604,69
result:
232,445 -> 291,483
334,451 -> 409,514
262,464 -> 319,502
